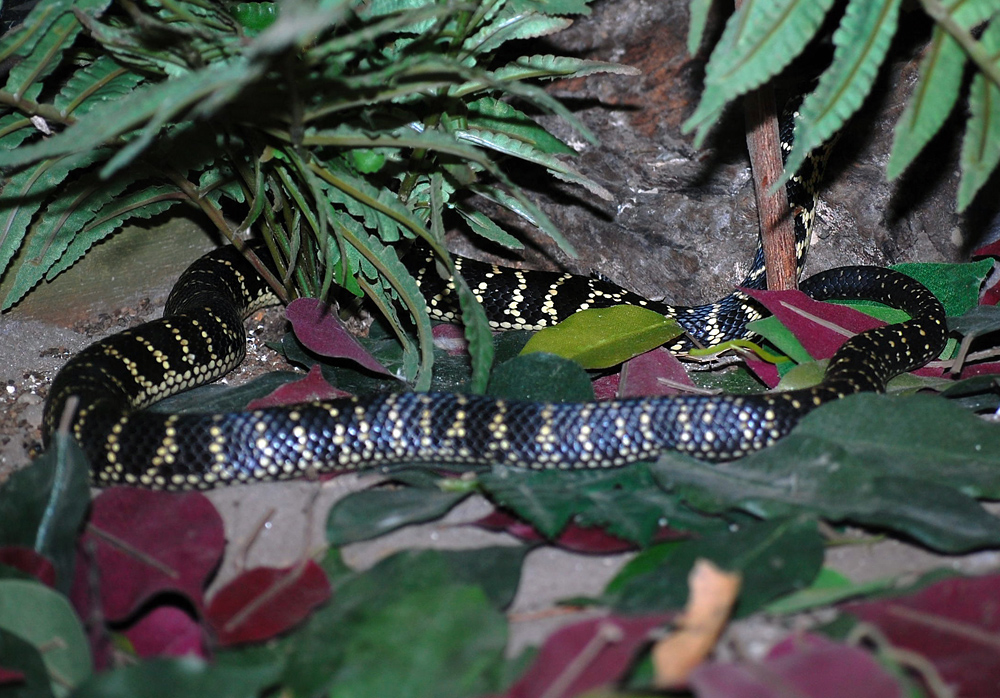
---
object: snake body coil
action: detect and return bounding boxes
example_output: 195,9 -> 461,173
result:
42,112 -> 948,489
43,241 -> 946,490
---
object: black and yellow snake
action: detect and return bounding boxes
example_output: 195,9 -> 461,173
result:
42,132 -> 948,490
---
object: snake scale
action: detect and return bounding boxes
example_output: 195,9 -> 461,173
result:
42,129 -> 948,490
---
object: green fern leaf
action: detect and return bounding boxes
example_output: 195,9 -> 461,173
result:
53,55 -> 145,117
466,97 -> 575,155
683,0 -> 837,145
0,58 -> 256,171
455,206 -> 524,250
456,128 -> 611,200
464,9 -> 572,55
52,184 -> 181,280
485,54 -> 641,85
508,0 -> 592,15
3,0 -> 112,97
687,0 -> 712,55
430,173 -> 493,393
782,0 -> 902,181
886,26 -> 965,180
957,20 -> 1000,211
0,150 -> 107,309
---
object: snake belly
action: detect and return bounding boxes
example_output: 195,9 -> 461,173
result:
42,238 -> 946,490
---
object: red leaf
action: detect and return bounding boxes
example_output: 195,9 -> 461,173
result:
74,489 -> 225,621
0,668 -> 24,685
619,347 -> 696,397
742,287 -> 884,360
246,364 -> 350,409
960,361 -> 1000,378
845,573 -> 1000,697
0,546 -> 56,587
432,324 -> 470,355
689,632 -> 903,698
592,373 -> 620,400
503,614 -> 672,698
474,510 -> 686,553
206,560 -> 331,646
973,239 -> 1000,259
286,298 -> 392,376
123,606 -> 206,659
744,357 -> 781,389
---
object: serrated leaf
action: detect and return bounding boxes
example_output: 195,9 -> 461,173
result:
466,96 -> 575,155
484,53 -> 640,86
687,0 -> 712,54
0,58 -> 257,172
464,10 -> 572,55
49,184 -> 181,279
521,305 -> 683,370
886,26 -> 966,180
683,0 -> 837,143
53,55 -> 144,117
781,0 -> 902,179
4,0 -> 112,97
457,127 -> 611,200
0,149 -> 107,310
454,206 -> 523,249
957,20 -> 1000,211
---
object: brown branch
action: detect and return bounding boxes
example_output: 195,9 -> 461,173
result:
743,82 -> 797,291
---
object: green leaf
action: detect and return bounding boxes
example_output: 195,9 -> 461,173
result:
72,656 -> 282,698
0,628 -> 55,698
603,516 -> 824,615
521,305 -> 683,370
886,26 -> 966,180
0,58 -> 258,173
890,260 -> 993,317
487,352 -> 594,402
326,487 -> 469,545
687,0 -> 712,54
781,0 -> 902,179
948,304 -> 1000,337
463,9 -> 572,55
455,206 -> 524,249
957,19 -> 1000,211
764,568 -> 896,615
0,149 -> 107,310
466,96 -> 575,155
479,53 -> 640,88
283,550 -> 508,698
0,433 -> 90,593
477,462 -> 729,544
0,579 -> 92,697
651,394 -> 1000,552
683,0 -> 837,143
52,55 -> 144,117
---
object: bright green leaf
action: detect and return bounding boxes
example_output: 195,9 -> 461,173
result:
521,305 -> 683,369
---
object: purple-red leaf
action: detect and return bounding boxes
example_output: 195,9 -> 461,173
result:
432,323 -> 470,355
205,560 -> 331,647
689,632 -> 903,698
503,614 -> 672,698
474,510 -> 686,554
286,298 -> 393,376
845,573 -> 1000,697
123,606 -> 206,659
619,346 -> 696,397
0,668 -> 24,685
73,489 -> 224,621
742,287 -> 884,360
592,372 -> 620,400
246,364 -> 350,409
0,546 -> 56,587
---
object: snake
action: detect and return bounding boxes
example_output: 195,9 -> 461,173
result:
41,134 -> 948,490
